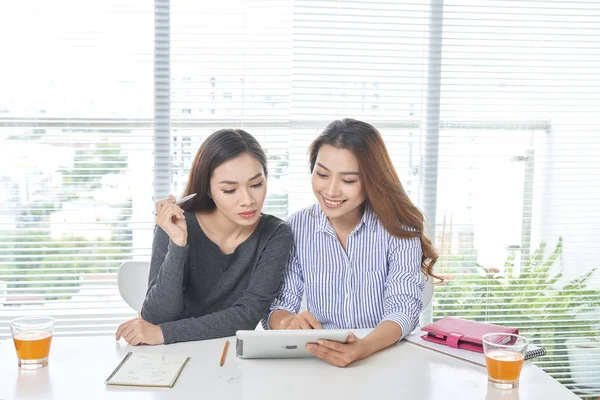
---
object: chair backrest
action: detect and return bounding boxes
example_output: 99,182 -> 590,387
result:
422,277 -> 434,309
419,276 -> 435,328
117,261 -> 151,312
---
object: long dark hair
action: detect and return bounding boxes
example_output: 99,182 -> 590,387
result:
309,118 -> 439,279
181,129 -> 268,211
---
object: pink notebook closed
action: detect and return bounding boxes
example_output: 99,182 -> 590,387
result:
420,317 -> 519,353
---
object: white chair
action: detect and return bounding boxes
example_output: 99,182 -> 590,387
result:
117,261 -> 151,312
419,277 -> 435,328
422,276 -> 434,309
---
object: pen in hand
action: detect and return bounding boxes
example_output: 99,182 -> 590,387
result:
220,340 -> 230,367
175,193 -> 197,205
153,193 -> 197,217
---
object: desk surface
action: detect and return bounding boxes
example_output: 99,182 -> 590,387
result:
0,332 -> 579,400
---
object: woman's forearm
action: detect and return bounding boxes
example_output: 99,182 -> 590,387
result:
141,240 -> 188,324
358,320 -> 403,359
269,309 -> 294,329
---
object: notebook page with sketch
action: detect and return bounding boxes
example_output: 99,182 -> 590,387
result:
105,352 -> 189,388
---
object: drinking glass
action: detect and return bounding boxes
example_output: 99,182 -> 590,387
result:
482,333 -> 528,389
10,316 -> 55,369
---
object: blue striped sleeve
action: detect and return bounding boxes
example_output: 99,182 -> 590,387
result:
381,235 -> 425,340
263,242 -> 304,329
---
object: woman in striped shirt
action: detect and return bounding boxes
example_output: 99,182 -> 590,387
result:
267,118 -> 439,367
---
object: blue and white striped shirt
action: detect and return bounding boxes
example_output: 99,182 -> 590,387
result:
268,204 -> 424,339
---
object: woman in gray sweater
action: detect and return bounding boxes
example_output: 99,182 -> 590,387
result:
116,129 -> 293,345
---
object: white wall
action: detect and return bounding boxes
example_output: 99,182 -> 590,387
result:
534,121 -> 600,284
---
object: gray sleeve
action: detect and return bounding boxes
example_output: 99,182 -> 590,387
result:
140,225 -> 189,324
158,222 -> 293,344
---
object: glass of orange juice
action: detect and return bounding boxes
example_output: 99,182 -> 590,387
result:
483,333 -> 528,389
9,316 -> 55,370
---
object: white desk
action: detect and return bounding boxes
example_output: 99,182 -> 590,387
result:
0,332 -> 579,400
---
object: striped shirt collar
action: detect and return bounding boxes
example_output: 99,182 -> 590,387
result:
315,202 -> 378,236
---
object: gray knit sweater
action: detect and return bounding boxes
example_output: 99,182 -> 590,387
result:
141,211 -> 293,344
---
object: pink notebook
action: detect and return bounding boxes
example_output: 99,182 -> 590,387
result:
420,317 -> 519,353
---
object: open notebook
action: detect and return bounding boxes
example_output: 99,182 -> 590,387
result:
105,352 -> 189,388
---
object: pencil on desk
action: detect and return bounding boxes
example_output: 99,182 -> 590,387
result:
220,340 -> 230,366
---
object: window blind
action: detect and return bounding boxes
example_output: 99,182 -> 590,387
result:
0,0 -> 154,336
1,1 -> 598,397
288,0 -> 429,211
430,1 -> 600,396
165,0 -> 293,218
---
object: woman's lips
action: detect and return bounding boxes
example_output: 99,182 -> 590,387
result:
323,197 -> 346,209
239,210 -> 257,219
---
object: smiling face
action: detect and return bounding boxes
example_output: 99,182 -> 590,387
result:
311,144 -> 367,222
209,152 -> 267,226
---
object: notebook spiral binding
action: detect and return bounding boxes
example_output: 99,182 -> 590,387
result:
525,347 -> 547,360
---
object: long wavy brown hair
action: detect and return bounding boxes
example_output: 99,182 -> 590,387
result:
309,118 -> 439,279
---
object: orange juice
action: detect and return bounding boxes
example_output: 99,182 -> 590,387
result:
485,349 -> 525,381
13,330 -> 53,360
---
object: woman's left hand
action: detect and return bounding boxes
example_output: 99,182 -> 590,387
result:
115,318 -> 165,346
306,332 -> 366,367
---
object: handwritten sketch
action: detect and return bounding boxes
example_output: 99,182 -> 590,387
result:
107,353 -> 189,387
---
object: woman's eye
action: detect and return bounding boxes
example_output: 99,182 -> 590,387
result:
223,189 -> 236,194
316,172 -> 328,178
342,180 -> 357,184
251,182 -> 264,189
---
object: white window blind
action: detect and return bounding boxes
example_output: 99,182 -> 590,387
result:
166,0 -> 293,218
430,1 -> 600,396
288,0 -> 430,210
0,0 -> 154,336
1,1 -> 599,397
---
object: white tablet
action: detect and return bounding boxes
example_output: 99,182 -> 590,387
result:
235,329 -> 351,359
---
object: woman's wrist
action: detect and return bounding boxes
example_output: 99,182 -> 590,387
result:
280,314 -> 295,329
355,321 -> 403,361
170,236 -> 187,247
156,325 -> 165,345
355,337 -> 374,360
270,310 -> 294,329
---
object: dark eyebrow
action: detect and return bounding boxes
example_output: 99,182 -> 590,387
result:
219,172 -> 263,185
316,162 -> 331,172
316,162 -> 360,176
